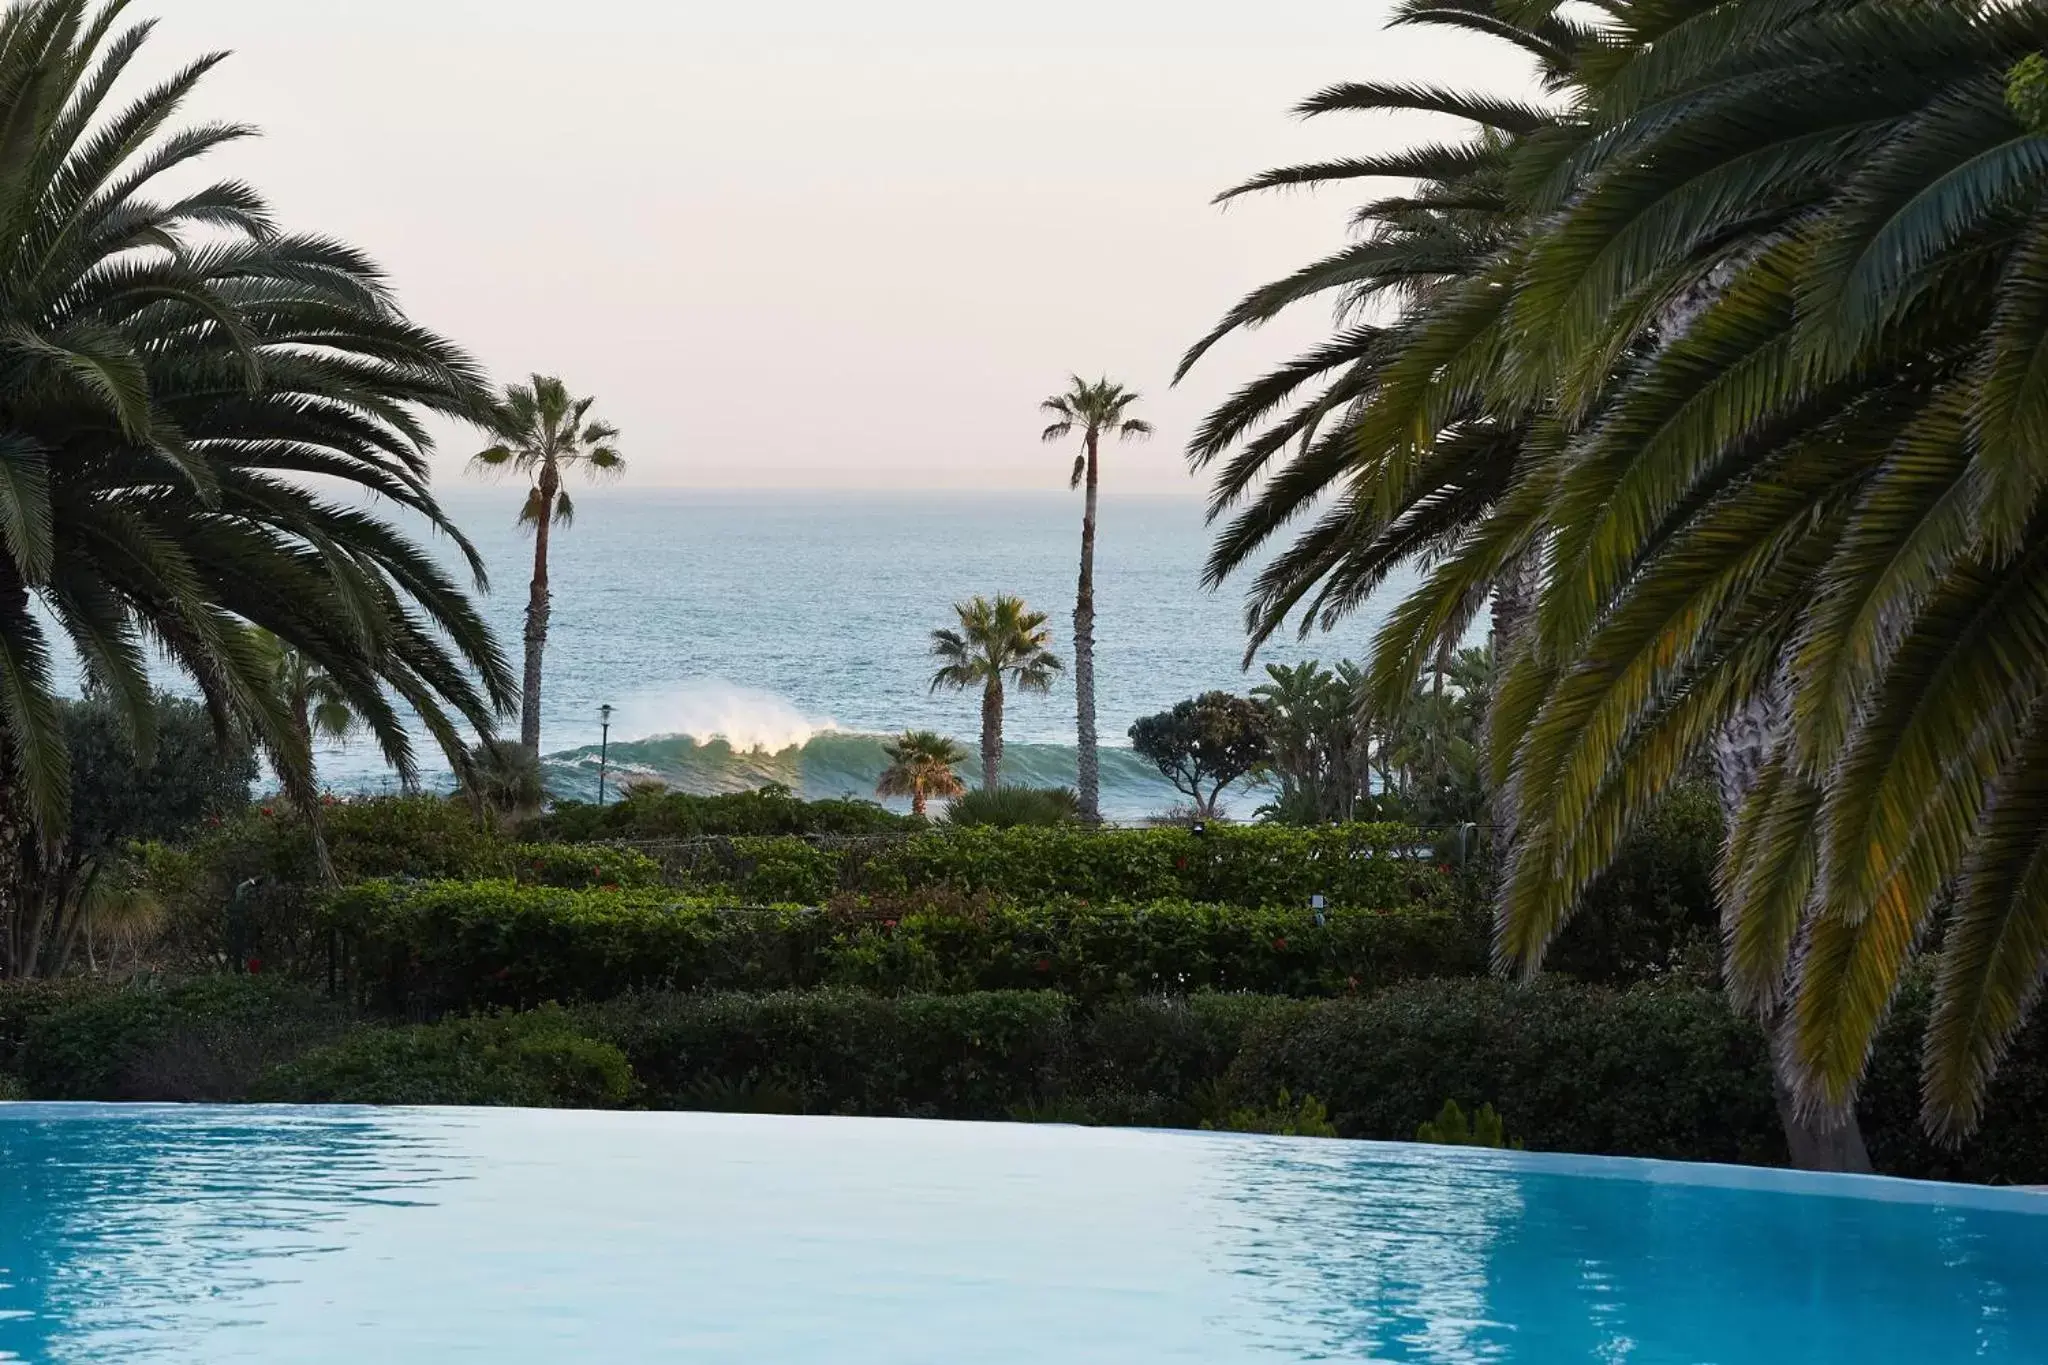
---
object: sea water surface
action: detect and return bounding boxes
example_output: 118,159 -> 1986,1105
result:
0,1105 -> 2043,1363
341,488 -> 1398,818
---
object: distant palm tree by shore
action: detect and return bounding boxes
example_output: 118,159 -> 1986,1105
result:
471,376 -> 626,755
929,595 -> 1061,791
1041,377 -> 1151,824
876,730 -> 968,817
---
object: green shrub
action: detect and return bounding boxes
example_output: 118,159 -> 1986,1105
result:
1416,1098 -> 1521,1149
142,796 -> 661,976
325,879 -> 1486,1013
0,979 -> 116,1073
21,976 -> 347,1101
1857,971 -> 2048,1184
1203,1088 -> 1338,1137
802,823 -> 1446,909
1225,978 -> 1785,1164
944,786 -> 1080,828
1547,781 -> 1722,984
576,989 -> 1069,1119
254,1007 -> 634,1108
536,785 -> 915,842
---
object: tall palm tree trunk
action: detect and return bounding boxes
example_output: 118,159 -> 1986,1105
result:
1714,676 -> 1873,1174
1074,431 -> 1101,823
981,678 -> 1005,791
521,466 -> 558,755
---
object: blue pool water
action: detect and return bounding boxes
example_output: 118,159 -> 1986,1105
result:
1,1106 -> 2043,1363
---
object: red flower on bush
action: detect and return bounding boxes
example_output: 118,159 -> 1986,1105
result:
1034,957 -> 1051,973
1272,936 -> 1288,951
259,806 -> 273,818
882,919 -> 898,930
246,958 -> 262,974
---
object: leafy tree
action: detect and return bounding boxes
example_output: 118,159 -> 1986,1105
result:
928,595 -> 1061,791
25,694 -> 257,975
875,730 -> 967,817
1041,376 -> 1152,824
0,0 -> 515,972
1128,692 -> 1269,819
471,376 -> 626,755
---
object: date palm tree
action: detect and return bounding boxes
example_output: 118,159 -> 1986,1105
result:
876,729 -> 968,817
929,595 -> 1061,791
0,0 -> 517,972
1473,0 -> 2048,1151
471,376 -> 626,755
1041,377 -> 1151,825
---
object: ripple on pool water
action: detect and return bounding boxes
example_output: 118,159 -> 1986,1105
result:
0,1105 -> 2043,1363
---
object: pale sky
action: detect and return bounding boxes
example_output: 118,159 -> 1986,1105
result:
159,0 -> 1539,491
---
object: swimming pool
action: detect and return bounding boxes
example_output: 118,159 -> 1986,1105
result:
0,1105 -> 2042,1362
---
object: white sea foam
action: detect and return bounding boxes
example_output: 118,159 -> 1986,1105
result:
607,680 -> 839,754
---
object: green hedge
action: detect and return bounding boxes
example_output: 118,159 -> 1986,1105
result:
536,785 -> 916,842
1223,979 -> 1783,1165
325,879 -> 1487,1013
20,976 -> 346,1102
138,795 -> 663,974
253,1007 -> 634,1108
656,824 -> 1448,910
14,973 -> 2046,1183
578,989 -> 1071,1119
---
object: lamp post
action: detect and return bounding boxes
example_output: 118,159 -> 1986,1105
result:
597,704 -> 614,806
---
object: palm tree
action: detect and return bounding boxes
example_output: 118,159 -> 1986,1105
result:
876,730 -> 968,817
1176,0 -> 1585,849
0,0 -> 516,973
1471,0 -> 2048,1153
471,376 -> 626,756
1041,377 -> 1152,824
928,595 -> 1061,791
256,630 -> 361,763
255,629 -> 362,882
1249,0 -> 2048,1160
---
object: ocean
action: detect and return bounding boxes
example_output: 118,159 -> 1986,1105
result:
326,488 -> 1404,822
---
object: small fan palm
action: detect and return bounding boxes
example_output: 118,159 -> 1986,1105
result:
471,376 -> 626,755
876,730 -> 968,817
929,595 -> 1061,791
1042,377 -> 1151,824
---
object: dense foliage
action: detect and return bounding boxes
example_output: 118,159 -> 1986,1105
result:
255,1006 -> 634,1108
324,879 -> 1487,1013
535,785 -> 915,842
1182,0 -> 2048,1138
10,975 -> 2044,1183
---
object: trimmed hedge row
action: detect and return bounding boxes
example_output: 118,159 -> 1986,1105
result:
653,824 -> 1449,910
324,879 -> 1489,1012
20,977 -> 347,1102
255,1007 -> 635,1108
536,786 -> 916,842
8,975 -> 2045,1183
